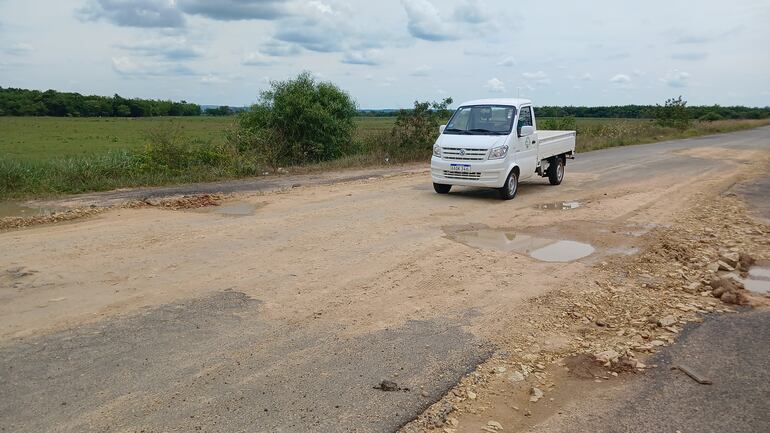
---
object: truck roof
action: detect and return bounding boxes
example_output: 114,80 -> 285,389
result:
457,98 -> 532,108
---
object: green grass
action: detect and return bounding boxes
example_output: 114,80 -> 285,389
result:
1,115 -> 769,201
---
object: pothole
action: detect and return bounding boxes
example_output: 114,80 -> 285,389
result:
444,228 -> 595,263
535,201 -> 583,210
742,266 -> 770,293
0,202 -> 67,218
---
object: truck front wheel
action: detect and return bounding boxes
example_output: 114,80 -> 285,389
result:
433,183 -> 452,194
498,170 -> 519,200
548,157 -> 564,185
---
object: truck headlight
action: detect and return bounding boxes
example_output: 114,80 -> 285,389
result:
433,145 -> 441,157
489,145 -> 509,160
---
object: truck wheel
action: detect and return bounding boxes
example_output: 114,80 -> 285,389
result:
548,157 -> 564,185
498,170 -> 519,200
433,183 -> 452,194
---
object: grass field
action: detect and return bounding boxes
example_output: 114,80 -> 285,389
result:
2,115 -> 769,200
0,117 -> 399,161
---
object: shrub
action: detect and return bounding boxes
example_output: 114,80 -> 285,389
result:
233,72 -> 357,165
387,98 -> 453,160
699,112 -> 724,122
654,96 -> 691,130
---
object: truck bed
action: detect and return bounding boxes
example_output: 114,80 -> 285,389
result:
538,130 -> 576,160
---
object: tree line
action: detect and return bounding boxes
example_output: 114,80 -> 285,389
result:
0,87 -> 201,117
535,104 -> 769,120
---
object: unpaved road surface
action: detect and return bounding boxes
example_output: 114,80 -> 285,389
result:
1,127 -> 769,432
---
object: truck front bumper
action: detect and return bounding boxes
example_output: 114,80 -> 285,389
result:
430,157 -> 511,189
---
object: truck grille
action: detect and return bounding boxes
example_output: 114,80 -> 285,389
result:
442,147 -> 487,161
443,170 -> 481,180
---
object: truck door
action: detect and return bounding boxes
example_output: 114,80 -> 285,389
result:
515,105 -> 537,179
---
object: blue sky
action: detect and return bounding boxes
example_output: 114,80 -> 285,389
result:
1,0 -> 769,108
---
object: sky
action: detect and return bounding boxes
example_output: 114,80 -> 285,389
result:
1,0 -> 769,108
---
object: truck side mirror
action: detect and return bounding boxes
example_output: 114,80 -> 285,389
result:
439,124 -> 447,134
519,125 -> 534,137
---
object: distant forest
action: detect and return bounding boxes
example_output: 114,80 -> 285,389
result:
2,87 -> 768,120
0,87 -> 201,117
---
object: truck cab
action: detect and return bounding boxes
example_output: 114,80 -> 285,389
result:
430,98 -> 576,200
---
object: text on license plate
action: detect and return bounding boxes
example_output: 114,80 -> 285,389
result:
449,164 -> 471,172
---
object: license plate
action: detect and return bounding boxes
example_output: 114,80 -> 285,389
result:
450,164 -> 471,172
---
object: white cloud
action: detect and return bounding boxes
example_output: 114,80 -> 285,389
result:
116,37 -> 201,61
579,72 -> 592,81
241,51 -> 274,66
3,42 -> 33,56
342,49 -> 383,66
200,74 -> 227,85
522,71 -> 548,80
401,0 -> 456,41
486,78 -> 506,93
111,56 -> 195,77
660,70 -> 691,88
496,57 -> 515,67
77,0 -> 185,28
177,0 -> 289,21
610,74 -> 631,84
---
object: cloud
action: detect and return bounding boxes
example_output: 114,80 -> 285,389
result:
610,74 -> 631,84
342,49 -> 383,66
3,42 -> 33,56
453,0 -> 490,24
260,40 -> 302,57
402,0 -> 456,42
579,72 -> 592,81
77,0 -> 185,28
671,52 -> 708,61
496,57 -> 515,67
485,78 -> 505,93
410,65 -> 432,76
521,71 -> 551,86
116,37 -> 201,61
111,56 -> 196,77
241,51 -> 274,66
200,74 -> 227,85
177,0 -> 288,21
660,70 -> 691,88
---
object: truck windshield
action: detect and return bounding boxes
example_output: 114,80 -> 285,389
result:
444,105 -> 516,135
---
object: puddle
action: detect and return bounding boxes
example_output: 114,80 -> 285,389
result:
445,228 -> 595,262
213,202 -> 259,217
536,201 -> 583,210
0,202 -> 66,218
742,266 -> 770,293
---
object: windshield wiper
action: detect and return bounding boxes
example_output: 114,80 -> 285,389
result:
468,128 -> 505,135
444,128 -> 471,135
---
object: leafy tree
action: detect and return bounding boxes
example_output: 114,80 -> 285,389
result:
389,98 -> 453,157
234,72 -> 358,164
654,96 -> 691,130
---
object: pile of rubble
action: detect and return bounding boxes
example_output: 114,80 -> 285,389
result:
124,194 -> 224,210
402,194 -> 768,432
0,206 -> 107,231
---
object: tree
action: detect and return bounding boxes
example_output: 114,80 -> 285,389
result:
390,98 -> 453,156
654,96 -> 691,130
234,72 -> 358,164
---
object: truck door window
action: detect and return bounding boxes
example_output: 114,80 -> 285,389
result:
517,106 -> 533,134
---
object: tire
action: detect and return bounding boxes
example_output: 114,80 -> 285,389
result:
498,170 -> 519,200
433,183 -> 452,194
548,156 -> 565,185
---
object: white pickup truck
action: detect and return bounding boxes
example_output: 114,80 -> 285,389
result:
431,98 -> 576,199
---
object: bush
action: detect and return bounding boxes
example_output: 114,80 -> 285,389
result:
654,96 -> 691,130
699,112 -> 724,122
387,98 -> 453,160
233,72 -> 357,165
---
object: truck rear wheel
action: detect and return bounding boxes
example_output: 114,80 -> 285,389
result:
498,170 -> 519,200
548,157 -> 564,185
433,183 -> 452,194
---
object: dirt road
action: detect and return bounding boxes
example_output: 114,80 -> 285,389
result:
1,127 -> 769,432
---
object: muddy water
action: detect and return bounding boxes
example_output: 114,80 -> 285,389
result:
0,202 -> 66,218
445,228 -> 595,262
743,266 -> 770,293
536,201 -> 583,210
